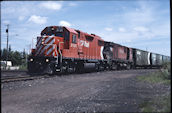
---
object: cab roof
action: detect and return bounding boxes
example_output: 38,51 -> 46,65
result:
64,26 -> 78,34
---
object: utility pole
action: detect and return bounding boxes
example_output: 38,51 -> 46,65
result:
26,44 -> 31,63
24,48 -> 27,63
6,24 -> 9,70
146,47 -> 148,51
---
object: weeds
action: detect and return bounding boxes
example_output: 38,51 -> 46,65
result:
137,62 -> 171,85
140,94 -> 171,112
137,62 -> 171,112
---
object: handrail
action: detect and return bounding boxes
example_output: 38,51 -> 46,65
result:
32,37 -> 37,49
59,42 -> 64,63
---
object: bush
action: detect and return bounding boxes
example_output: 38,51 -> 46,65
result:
160,62 -> 171,80
19,64 -> 27,70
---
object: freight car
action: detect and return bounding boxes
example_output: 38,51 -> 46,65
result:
150,53 -> 163,68
162,55 -> 170,64
132,48 -> 150,68
28,26 -> 170,74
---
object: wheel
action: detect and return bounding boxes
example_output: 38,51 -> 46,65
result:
76,62 -> 84,73
112,64 -> 117,70
45,64 -> 54,75
126,64 -> 131,70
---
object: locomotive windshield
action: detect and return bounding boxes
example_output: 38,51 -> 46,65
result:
41,26 -> 63,37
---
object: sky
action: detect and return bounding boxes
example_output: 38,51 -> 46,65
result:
1,0 -> 170,56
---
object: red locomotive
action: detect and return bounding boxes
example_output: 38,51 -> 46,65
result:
28,26 -> 106,74
28,26 -> 170,74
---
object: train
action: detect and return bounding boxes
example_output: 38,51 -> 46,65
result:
27,26 -> 170,74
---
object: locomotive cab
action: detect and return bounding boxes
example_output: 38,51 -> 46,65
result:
41,26 -> 65,51
28,26 -> 79,74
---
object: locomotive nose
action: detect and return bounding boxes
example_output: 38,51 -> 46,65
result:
54,37 -> 64,49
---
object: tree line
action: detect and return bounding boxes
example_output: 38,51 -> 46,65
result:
1,45 -> 28,66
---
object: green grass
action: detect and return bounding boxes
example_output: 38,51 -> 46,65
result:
19,64 -> 27,70
137,71 -> 171,85
140,94 -> 171,112
137,62 -> 171,85
137,62 -> 171,112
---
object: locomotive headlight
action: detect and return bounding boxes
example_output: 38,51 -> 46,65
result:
30,58 -> 33,62
46,59 -> 49,62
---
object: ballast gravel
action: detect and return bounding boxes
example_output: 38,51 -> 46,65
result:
1,69 -> 170,113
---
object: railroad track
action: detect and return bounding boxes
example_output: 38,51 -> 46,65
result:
1,70 -> 52,83
1,74 -> 54,83
1,75 -> 48,83
1,69 -> 159,83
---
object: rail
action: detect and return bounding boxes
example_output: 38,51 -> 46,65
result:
1,71 -> 52,83
1,69 -> 159,83
1,75 -> 51,83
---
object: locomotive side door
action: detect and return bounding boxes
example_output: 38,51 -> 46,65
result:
64,29 -> 70,49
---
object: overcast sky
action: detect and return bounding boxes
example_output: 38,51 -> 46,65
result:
1,0 -> 170,56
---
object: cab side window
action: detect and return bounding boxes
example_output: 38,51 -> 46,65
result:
64,30 -> 69,41
72,34 -> 77,43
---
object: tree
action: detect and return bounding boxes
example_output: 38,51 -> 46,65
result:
11,51 -> 22,65
21,49 -> 27,65
1,48 -> 7,61
9,45 -> 11,52
1,48 -> 27,66
0,49 -> 2,58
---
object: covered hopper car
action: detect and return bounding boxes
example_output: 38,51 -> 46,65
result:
132,48 -> 150,68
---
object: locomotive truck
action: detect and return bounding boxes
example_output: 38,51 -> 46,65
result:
28,26 -> 170,74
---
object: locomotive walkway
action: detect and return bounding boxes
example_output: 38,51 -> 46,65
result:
1,69 -> 170,112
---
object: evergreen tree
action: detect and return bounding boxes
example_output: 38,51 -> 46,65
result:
1,48 -> 24,66
11,51 -> 22,65
2,48 -> 7,61
9,45 -> 11,52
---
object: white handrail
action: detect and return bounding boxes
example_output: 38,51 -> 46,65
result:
32,37 -> 37,49
59,42 -> 64,63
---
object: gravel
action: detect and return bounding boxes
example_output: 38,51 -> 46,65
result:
1,69 -> 170,113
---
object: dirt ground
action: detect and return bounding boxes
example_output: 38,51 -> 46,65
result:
1,69 -> 170,113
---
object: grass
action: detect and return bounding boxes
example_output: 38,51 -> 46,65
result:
139,94 -> 171,112
19,64 -> 27,70
137,71 -> 171,85
137,62 -> 171,112
137,62 -> 171,85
